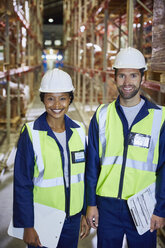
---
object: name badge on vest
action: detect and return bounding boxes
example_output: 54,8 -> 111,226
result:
71,150 -> 85,163
128,132 -> 151,148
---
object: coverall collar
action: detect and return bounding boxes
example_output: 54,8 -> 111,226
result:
115,95 -> 161,135
115,95 -> 160,111
33,111 -> 80,141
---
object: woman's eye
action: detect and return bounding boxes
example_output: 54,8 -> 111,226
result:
118,74 -> 124,78
131,74 -> 137,78
47,97 -> 54,101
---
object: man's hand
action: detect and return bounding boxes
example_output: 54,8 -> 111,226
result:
80,215 -> 90,240
86,206 -> 99,229
23,227 -> 42,247
150,214 -> 165,232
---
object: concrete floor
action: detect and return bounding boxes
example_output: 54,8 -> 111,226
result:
0,93 -> 162,248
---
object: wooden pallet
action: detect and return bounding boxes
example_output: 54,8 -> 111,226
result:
0,116 -> 21,129
146,70 -> 165,84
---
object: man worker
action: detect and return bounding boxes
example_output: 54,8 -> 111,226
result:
86,47 -> 165,248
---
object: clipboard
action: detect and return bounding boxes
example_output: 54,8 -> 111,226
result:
127,183 -> 156,235
8,202 -> 66,248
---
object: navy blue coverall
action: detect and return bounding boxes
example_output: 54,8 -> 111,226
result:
13,112 -> 86,248
86,96 -> 165,248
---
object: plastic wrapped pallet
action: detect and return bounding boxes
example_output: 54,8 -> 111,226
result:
151,0 -> 165,71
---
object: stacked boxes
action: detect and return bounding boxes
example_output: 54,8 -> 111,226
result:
151,0 -> 165,71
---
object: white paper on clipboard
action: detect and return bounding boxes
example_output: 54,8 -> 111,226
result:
8,202 -> 66,248
127,183 -> 156,235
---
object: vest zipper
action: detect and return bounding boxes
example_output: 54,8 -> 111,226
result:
61,149 -> 70,218
117,135 -> 129,199
65,184 -> 70,218
65,144 -> 71,218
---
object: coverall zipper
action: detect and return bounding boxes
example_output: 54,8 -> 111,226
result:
65,143 -> 71,218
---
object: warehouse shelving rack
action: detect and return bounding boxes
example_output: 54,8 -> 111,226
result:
0,0 -> 43,146
63,0 -> 165,109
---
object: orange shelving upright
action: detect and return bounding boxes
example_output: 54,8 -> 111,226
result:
0,0 -> 43,144
63,0 -> 165,122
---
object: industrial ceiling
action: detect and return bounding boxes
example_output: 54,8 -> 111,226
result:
43,0 -> 63,25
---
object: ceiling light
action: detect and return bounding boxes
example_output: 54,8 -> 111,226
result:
54,40 -> 61,46
44,40 -> 52,45
48,18 -> 54,23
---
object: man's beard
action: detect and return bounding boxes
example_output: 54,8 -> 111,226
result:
117,84 -> 141,100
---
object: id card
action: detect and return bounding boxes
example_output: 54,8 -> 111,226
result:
128,132 -> 151,148
71,150 -> 85,163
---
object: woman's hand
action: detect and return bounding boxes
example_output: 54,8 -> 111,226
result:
80,215 -> 91,240
86,206 -> 99,229
23,227 -> 43,247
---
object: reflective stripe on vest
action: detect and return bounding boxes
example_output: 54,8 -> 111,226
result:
99,104 -> 109,161
33,173 -> 84,187
28,122 -> 45,186
73,120 -> 86,148
102,156 -> 157,172
99,105 -> 163,173
28,122 -> 85,187
147,106 -> 162,166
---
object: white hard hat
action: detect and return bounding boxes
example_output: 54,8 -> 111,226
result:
39,68 -> 75,93
113,47 -> 147,71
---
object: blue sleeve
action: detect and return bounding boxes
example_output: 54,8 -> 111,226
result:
82,139 -> 87,215
154,121 -> 165,217
86,112 -> 100,206
13,125 -> 35,227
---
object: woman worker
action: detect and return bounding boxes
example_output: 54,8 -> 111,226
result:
13,69 -> 89,247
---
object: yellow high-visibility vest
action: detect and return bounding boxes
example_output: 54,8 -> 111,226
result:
96,101 -> 165,199
26,121 -> 86,216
